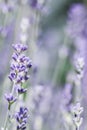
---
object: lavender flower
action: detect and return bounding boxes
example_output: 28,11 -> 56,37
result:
71,102 -> 83,130
9,43 -> 32,85
4,43 -> 32,130
5,93 -> 17,109
66,3 -> 87,39
12,44 -> 28,54
0,1 -> 17,14
16,84 -> 27,94
15,107 -> 28,130
5,93 -> 17,103
75,57 -> 84,79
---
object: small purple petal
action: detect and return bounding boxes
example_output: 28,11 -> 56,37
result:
12,43 -> 28,53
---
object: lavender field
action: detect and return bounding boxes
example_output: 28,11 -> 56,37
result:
0,0 -> 87,130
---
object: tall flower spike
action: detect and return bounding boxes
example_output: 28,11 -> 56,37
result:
8,43 -> 32,85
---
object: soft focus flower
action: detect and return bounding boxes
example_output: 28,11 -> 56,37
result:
75,57 -> 84,71
66,3 -> 87,39
71,102 -> 83,129
28,0 -> 45,10
75,57 -> 84,80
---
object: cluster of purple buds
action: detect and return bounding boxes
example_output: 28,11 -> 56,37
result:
5,43 -> 32,105
4,43 -> 31,130
8,43 -> 32,86
15,107 -> 28,130
5,93 -> 17,109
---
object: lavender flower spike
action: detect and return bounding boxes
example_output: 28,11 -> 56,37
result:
15,107 -> 28,130
9,43 -> 32,85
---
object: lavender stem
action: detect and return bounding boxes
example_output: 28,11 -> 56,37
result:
4,109 -> 9,130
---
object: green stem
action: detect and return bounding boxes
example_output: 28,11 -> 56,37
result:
3,110 -> 9,130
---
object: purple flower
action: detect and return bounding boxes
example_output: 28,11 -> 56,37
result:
17,88 -> 27,94
15,107 -> 28,130
24,75 -> 30,81
12,43 -> 28,53
12,53 -> 18,61
16,75 -> 23,83
8,71 -> 16,81
5,93 -> 17,109
15,84 -> 27,94
10,62 -> 19,71
9,43 -> 32,84
18,65 -> 26,72
29,0 -> 37,8
19,55 -> 26,62
67,3 -> 87,39
8,43 -> 32,96
26,59 -> 32,68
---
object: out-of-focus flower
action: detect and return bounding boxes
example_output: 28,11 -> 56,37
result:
66,3 -> 87,40
75,57 -> 84,71
75,57 -> 84,80
0,1 -> 17,14
75,57 -> 84,79
28,0 -> 45,10
71,102 -> 83,129
15,107 -> 28,130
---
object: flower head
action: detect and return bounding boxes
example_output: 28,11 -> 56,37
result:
9,43 -> 32,86
67,3 -> 87,39
15,107 -> 28,130
12,43 -> 28,54
5,93 -> 17,109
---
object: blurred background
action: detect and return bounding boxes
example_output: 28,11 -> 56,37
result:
0,0 -> 86,130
